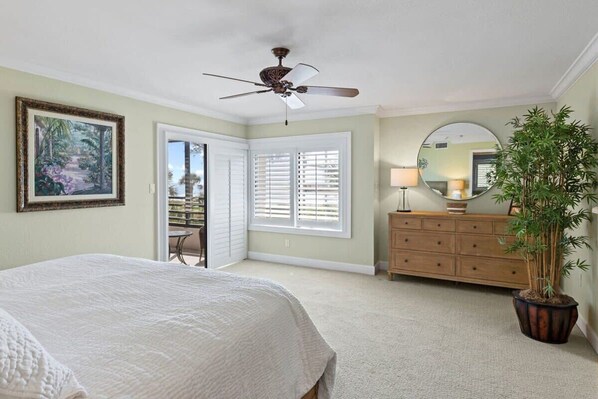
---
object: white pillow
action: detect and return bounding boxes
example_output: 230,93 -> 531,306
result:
0,308 -> 88,399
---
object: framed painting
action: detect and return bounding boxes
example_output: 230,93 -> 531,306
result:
16,97 -> 125,212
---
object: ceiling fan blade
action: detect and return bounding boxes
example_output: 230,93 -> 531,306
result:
282,63 -> 319,86
203,73 -> 268,87
295,85 -> 359,97
278,93 -> 305,109
220,89 -> 272,100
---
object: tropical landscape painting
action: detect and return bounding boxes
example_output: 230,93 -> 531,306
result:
34,114 -> 114,197
16,97 -> 125,212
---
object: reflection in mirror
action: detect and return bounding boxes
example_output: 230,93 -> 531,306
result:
417,123 -> 501,200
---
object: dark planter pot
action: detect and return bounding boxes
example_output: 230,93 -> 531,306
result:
512,290 -> 578,344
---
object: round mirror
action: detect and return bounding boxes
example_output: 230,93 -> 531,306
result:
417,122 -> 501,200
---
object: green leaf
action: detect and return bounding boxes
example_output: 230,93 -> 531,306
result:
492,105 -> 598,299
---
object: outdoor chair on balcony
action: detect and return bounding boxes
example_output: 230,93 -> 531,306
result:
199,226 -> 206,262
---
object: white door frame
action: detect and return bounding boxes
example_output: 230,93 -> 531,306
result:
156,123 -> 248,266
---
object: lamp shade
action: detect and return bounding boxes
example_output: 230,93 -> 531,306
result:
390,168 -> 419,187
448,179 -> 465,191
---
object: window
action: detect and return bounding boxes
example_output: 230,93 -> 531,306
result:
252,152 -> 292,224
471,151 -> 497,195
249,132 -> 351,238
297,150 -> 340,227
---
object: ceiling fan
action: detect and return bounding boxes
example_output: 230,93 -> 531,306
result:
203,47 -> 359,112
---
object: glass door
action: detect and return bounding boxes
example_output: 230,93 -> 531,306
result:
167,140 -> 207,267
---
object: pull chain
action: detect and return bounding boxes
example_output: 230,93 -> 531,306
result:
285,95 -> 288,126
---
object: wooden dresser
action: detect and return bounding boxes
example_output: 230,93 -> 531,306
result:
388,211 -> 528,289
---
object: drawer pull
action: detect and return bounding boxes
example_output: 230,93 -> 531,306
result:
473,244 -> 477,248
404,238 -> 409,242
437,241 -> 441,245
473,267 -> 477,270
436,263 -> 441,267
512,271 -> 516,274
473,225 -> 477,229
404,222 -> 409,225
404,259 -> 408,263
437,223 -> 441,227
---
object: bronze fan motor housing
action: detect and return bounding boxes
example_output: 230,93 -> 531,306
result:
260,48 -> 293,94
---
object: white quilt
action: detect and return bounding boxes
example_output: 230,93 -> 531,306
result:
0,308 -> 87,399
0,254 -> 336,399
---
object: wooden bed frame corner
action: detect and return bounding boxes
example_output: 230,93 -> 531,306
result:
302,381 -> 319,399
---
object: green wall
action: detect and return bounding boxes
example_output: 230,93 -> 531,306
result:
0,66 -> 245,270
557,61 -> 598,339
246,115 -> 378,267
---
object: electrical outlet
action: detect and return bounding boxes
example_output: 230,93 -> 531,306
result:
284,239 -> 290,248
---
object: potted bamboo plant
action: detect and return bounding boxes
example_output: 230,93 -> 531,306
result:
492,106 -> 598,344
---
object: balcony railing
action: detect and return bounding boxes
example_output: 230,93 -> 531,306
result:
168,196 -> 205,227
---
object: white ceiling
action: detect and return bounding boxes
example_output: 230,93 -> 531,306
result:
1,1 -> 597,124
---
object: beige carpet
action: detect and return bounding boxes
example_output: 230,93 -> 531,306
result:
224,260 -> 598,399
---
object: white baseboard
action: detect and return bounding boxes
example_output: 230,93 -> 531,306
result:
247,251 -> 375,275
376,261 -> 389,272
576,314 -> 598,354
216,261 -> 242,270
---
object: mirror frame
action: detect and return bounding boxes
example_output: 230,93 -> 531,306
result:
417,122 -> 502,201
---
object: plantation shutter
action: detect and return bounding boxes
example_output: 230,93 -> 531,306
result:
209,147 -> 247,268
252,152 -> 293,225
229,153 -> 247,262
296,149 -> 341,229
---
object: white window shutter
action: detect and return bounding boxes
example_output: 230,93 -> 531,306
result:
208,148 -> 247,268
296,150 -> 341,229
251,152 -> 293,225
229,154 -> 247,261
248,131 -> 351,238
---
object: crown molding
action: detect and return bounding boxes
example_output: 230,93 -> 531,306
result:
0,57 -> 247,125
246,105 -> 380,125
5,32 -> 596,126
551,32 -> 598,100
377,95 -> 555,118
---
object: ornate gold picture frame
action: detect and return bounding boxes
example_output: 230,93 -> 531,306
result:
16,97 -> 125,212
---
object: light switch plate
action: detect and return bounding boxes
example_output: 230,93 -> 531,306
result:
149,183 -> 156,194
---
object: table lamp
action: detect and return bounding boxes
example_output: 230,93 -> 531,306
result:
448,179 -> 465,199
390,167 -> 419,212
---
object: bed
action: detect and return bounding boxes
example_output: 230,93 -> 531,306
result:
0,254 -> 335,399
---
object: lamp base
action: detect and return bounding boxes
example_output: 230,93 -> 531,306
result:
397,187 -> 412,213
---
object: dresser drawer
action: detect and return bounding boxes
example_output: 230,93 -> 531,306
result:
391,231 -> 455,254
422,218 -> 456,232
391,251 -> 455,275
456,220 -> 493,234
458,257 -> 528,285
493,221 -> 514,235
391,216 -> 422,230
458,235 -> 519,259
